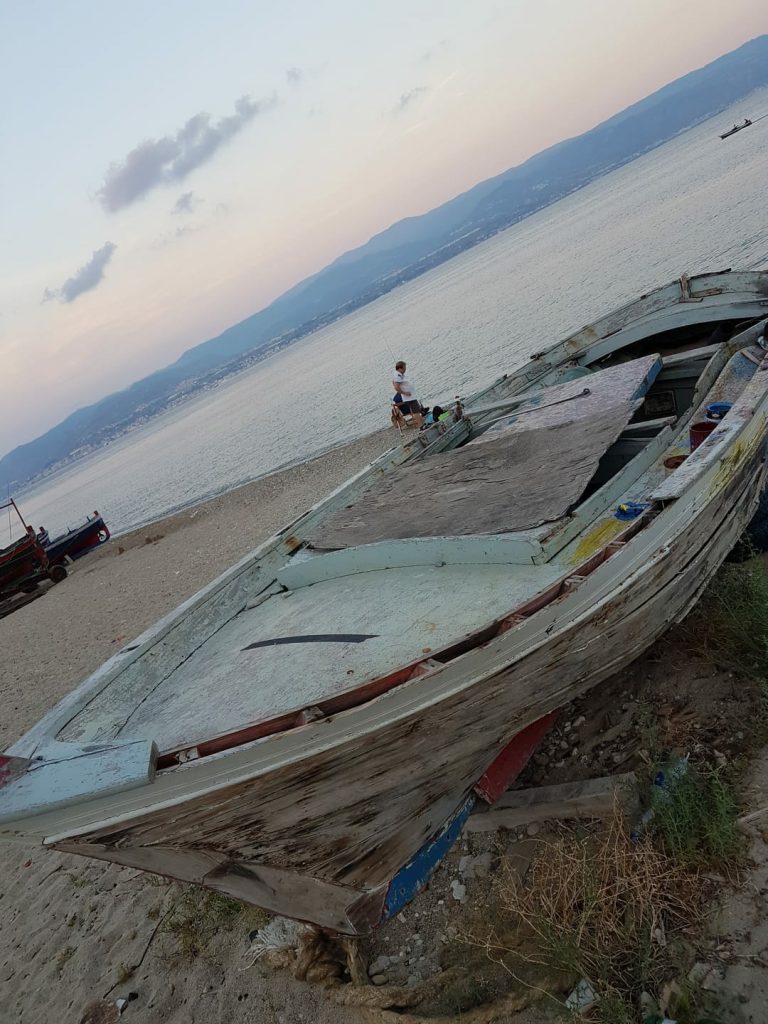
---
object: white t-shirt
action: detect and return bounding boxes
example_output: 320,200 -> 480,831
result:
393,370 -> 417,403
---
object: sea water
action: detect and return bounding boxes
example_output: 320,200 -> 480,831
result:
16,89 -> 768,537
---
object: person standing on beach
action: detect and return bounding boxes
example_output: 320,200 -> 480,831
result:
392,360 -> 423,426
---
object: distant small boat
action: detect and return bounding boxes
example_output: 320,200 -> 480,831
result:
720,118 -> 752,139
44,511 -> 110,568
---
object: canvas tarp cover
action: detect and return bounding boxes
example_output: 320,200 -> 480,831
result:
309,354 -> 660,550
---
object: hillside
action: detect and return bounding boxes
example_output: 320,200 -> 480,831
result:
3,34 -> 768,489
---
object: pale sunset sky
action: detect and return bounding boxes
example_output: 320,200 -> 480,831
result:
1,0 -> 766,454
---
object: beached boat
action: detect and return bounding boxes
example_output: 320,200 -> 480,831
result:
43,511 -> 110,569
2,269 -> 768,936
0,499 -> 66,599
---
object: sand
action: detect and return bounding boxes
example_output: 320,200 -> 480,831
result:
0,428 -> 402,1024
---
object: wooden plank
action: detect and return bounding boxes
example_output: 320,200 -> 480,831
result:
310,404 -> 637,549
469,355 -> 660,444
310,356 -> 662,550
51,838 -> 382,934
0,740 -> 157,825
464,774 -> 638,833
660,343 -> 722,367
277,534 -> 544,590
621,416 -> 676,434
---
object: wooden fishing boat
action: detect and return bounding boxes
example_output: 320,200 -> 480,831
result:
43,511 -> 110,569
2,269 -> 768,936
0,499 -> 66,599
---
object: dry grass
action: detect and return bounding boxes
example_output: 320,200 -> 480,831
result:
473,806 -> 708,1022
162,885 -> 268,963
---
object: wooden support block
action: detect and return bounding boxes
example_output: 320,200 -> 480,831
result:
464,773 -> 638,833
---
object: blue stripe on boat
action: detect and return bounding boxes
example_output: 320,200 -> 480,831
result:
381,793 -> 476,922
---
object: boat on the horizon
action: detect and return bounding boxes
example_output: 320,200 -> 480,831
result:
2,268 -> 768,937
720,117 -> 752,139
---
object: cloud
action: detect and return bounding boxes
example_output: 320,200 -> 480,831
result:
393,86 -> 429,115
43,242 -> 117,304
98,94 -> 278,212
152,223 -> 201,248
171,191 -> 201,215
286,66 -> 303,84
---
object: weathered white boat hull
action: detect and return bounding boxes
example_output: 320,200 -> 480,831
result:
31,392 -> 768,933
3,270 -> 768,935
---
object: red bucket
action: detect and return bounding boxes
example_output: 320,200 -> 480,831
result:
689,420 -> 716,451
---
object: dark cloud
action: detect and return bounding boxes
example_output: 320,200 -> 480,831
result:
393,86 -> 429,115
171,191 -> 201,215
286,66 -> 303,84
98,95 -> 278,212
43,242 -> 117,304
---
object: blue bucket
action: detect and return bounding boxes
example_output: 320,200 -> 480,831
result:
706,402 -> 732,421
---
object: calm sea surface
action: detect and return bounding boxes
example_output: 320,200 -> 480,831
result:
17,90 -> 768,537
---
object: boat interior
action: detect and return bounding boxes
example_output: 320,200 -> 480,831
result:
51,316 -> 767,762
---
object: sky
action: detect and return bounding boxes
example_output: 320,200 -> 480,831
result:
1,0 -> 767,455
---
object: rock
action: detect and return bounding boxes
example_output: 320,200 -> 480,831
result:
450,879 -> 467,902
573,715 -> 586,728
533,752 -> 549,767
458,855 -> 473,876
472,851 -> 493,877
639,991 -> 658,1015
565,979 -> 598,1011
570,747 -> 579,758
368,956 -> 391,975
371,974 -> 387,986
687,961 -> 711,985
407,975 -> 420,986
526,822 -> 541,837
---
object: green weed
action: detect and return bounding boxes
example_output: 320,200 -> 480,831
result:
684,558 -> 768,683
651,762 -> 745,872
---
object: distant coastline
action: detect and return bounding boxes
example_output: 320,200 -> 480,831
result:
6,128 -> 714,491
4,34 -> 767,491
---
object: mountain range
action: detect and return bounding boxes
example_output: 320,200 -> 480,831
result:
4,34 -> 768,490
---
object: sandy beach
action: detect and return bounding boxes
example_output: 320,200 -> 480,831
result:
0,427 -> 403,1024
